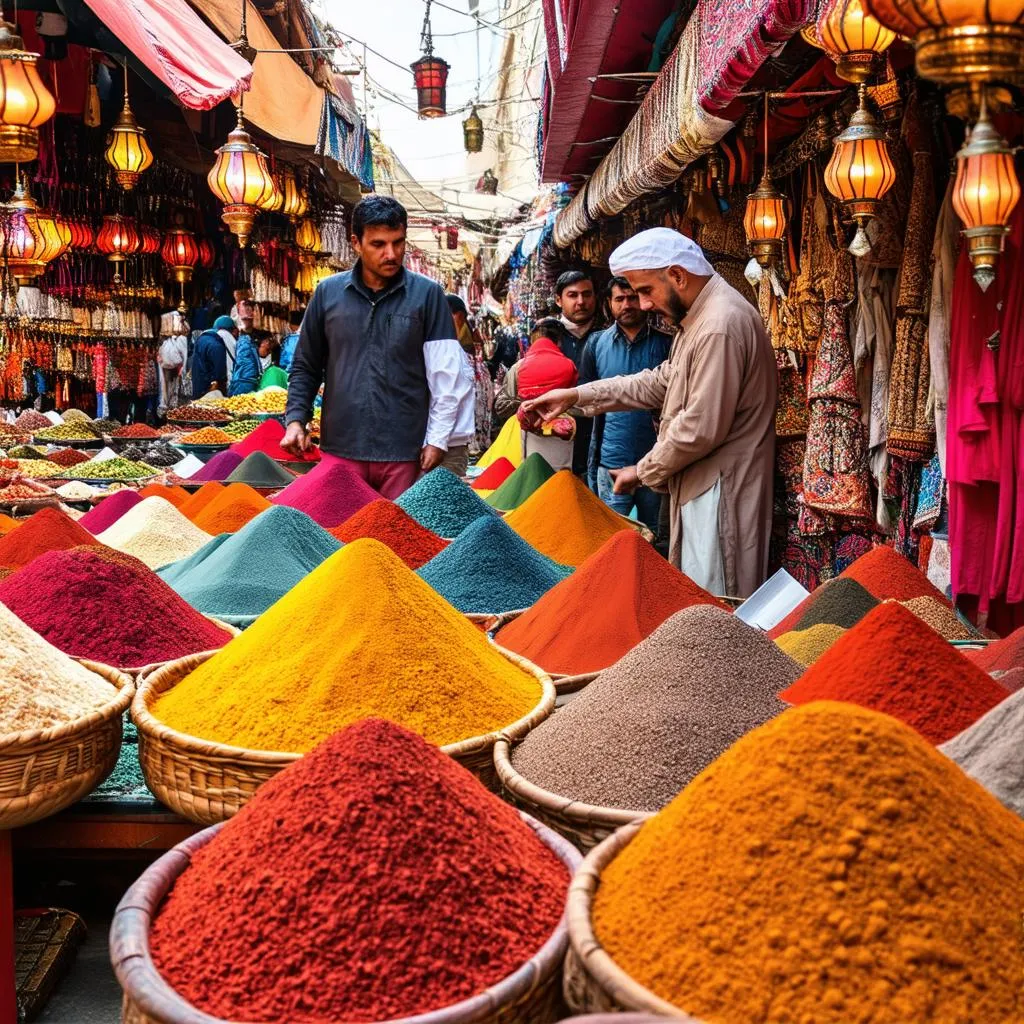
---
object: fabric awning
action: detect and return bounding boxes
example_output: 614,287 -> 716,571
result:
553,0 -> 813,247
81,0 -> 252,110
188,0 -> 325,147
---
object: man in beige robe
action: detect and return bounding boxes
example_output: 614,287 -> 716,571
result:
522,228 -> 776,597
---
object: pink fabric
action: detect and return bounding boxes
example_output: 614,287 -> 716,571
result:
320,453 -> 420,501
82,0 -> 252,110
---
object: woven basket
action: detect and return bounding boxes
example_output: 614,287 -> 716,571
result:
563,822 -> 692,1017
0,661 -> 134,829
133,648 -> 556,824
552,672 -> 598,698
493,740 -> 649,853
112,811 -> 582,1024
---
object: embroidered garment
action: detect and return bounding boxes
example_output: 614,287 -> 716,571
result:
927,181 -> 959,476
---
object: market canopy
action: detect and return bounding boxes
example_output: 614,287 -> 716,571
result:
80,0 -> 253,110
553,0 -> 813,247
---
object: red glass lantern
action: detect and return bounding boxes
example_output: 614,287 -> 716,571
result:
412,55 -> 449,117
69,216 -> 93,251
139,224 -> 161,255
197,236 -> 215,270
95,213 -> 140,281
161,227 -> 200,312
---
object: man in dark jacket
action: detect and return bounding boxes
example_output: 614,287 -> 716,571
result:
281,195 -> 470,499
191,316 -> 237,398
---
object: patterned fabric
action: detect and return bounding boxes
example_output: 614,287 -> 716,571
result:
913,453 -> 944,531
802,302 -> 872,520
776,353 -> 809,438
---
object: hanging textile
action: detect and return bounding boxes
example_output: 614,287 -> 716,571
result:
927,181 -> 959,476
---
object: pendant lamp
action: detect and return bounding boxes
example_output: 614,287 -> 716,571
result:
463,106 -> 483,153
0,19 -> 55,163
139,224 -> 161,256
952,93 -> 1021,291
412,0 -> 449,117
96,213 -> 140,282
744,94 -> 788,267
824,85 -> 897,255
161,227 -> 200,312
0,179 -> 61,285
207,106 -> 275,248
294,257 -> 315,295
197,236 -> 215,270
862,0 -> 1024,86
105,64 -> 153,191
295,218 -> 321,255
277,168 -> 307,221
817,0 -> 896,83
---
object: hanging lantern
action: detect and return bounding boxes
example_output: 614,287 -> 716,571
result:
207,108 -> 275,247
96,213 -> 140,281
260,172 -> 283,213
197,236 -> 215,270
105,64 -> 153,190
817,0 -> 896,83
69,216 -> 94,251
412,55 -> 449,117
295,217 -> 321,254
862,0 -> 1024,86
744,174 -> 788,267
294,256 -> 316,295
277,167 -> 307,221
139,224 -> 161,255
35,208 -> 69,266
51,213 -> 72,257
952,97 -> 1021,291
0,179 -> 60,285
161,227 -> 200,312
463,106 -> 483,153
0,19 -> 56,163
824,86 -> 897,255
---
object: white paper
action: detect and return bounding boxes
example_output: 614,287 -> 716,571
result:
734,568 -> 809,632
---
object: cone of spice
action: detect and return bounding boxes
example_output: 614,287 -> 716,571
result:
137,484 -> 190,509
188,450 -> 244,483
485,452 -> 555,511
968,625 -> 1024,675
331,498 -> 447,569
98,497 -> 212,570
0,507 -> 100,570
471,456 -> 516,492
191,483 -> 271,534
152,539 -> 544,752
271,459 -> 380,528
78,489 -> 143,535
144,718 -> 570,1022
396,467 -> 498,538
179,427 -> 234,446
0,546 -> 232,669
226,451 -> 296,489
178,482 -> 225,519
230,418 -> 321,463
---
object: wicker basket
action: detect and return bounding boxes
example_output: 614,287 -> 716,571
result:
552,672 -> 598,698
133,648 -> 556,824
124,618 -> 241,681
493,740 -> 649,853
563,822 -> 692,1017
0,660 -> 134,829
466,610 -> 527,634
112,811 -> 582,1024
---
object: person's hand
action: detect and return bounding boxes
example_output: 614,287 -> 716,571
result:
420,444 -> 445,471
609,465 -> 640,495
519,388 -> 580,429
281,421 -> 310,456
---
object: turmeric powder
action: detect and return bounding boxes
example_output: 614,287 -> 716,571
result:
153,538 -> 543,752
593,702 -> 1024,1024
774,623 -> 846,666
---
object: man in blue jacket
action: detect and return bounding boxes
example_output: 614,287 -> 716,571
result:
230,334 -> 277,396
579,276 -> 671,532
191,315 -> 237,398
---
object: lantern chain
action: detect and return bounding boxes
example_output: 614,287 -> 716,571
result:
420,0 -> 434,58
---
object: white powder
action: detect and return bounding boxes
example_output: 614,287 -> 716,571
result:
98,496 -> 212,570
172,453 -> 205,479
0,604 -> 117,732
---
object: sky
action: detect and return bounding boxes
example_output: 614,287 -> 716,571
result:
316,0 -> 520,197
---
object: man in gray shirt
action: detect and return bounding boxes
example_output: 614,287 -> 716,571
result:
281,196 -> 469,498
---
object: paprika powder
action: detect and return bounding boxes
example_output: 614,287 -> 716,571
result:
330,498 -> 447,569
0,507 -> 100,570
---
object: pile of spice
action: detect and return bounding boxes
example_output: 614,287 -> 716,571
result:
0,482 -> 54,504
0,507 -> 100,570
118,443 -> 181,469
168,405 -> 232,424
332,498 -> 447,569
0,513 -> 18,535
476,415 -> 522,470
159,505 -> 339,624
226,451 -> 296,489
231,418 -> 320,463
112,423 -> 162,441
512,607 -> 798,811
471,456 -> 516,493
222,418 -> 260,439
10,459 -> 61,479
505,471 -> 636,567
61,409 -> 91,424
768,577 -> 879,639
192,483 -> 271,534
271,459 -> 379,528
841,543 -> 950,604
148,718 -> 568,1022
189,449 -> 243,482
86,717 -> 150,802
941,688 -> 1024,818
418,516 -> 570,614
485,452 -> 555,511
32,422 -> 98,443
780,602 -> 1007,743
153,539 -> 544,752
178,482 -> 224,519
97,496 -> 212,570
71,457 -> 155,481
901,595 -> 978,640
137,484 -> 189,508
497,530 -> 726,676
8,444 -> 47,460
592,703 -> 1024,1023
396,468 -> 497,537
968,625 -> 1024,675
179,427 -> 234,446
78,490 -> 142,535
220,389 -> 287,415
0,603 -> 119,732
54,482 -> 102,501
0,546 -> 232,668
89,417 -> 121,436
774,623 -> 847,666
46,447 -> 91,468
14,410 -> 52,433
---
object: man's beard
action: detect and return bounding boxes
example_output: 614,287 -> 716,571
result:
662,291 -> 688,326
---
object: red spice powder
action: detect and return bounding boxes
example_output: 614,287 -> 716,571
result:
78,489 -> 142,535
46,447 -> 91,468
148,718 -> 568,1022
780,602 -> 1007,744
0,507 -> 100,570
112,423 -> 162,439
472,457 -> 516,491
497,530 -> 728,675
230,418 -> 321,464
271,460 -> 380,528
967,626 -> 1024,675
138,484 -> 190,509
0,545 -> 232,668
331,498 -> 447,569
178,482 -> 225,520
192,483 -> 271,534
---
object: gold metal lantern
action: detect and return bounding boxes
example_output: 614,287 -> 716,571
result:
817,0 -> 897,82
0,18 -> 55,163
105,65 -> 153,190
207,109 -> 276,247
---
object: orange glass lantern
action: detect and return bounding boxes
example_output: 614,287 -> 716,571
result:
817,0 -> 897,82
0,19 -> 56,163
745,174 -> 788,267
69,216 -> 94,251
161,227 -> 200,311
824,86 -> 897,254
862,0 -> 1024,85
206,108 -> 275,247
104,65 -> 153,190
295,217 -> 321,254
277,168 -> 308,221
139,224 -> 161,255
952,98 -> 1021,290
96,213 -> 140,281
0,180 -> 62,284
197,236 -> 215,270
